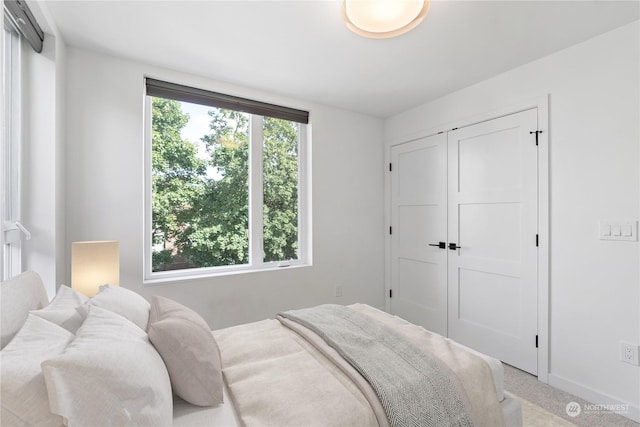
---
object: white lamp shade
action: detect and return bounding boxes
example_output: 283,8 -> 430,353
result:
343,0 -> 430,38
71,241 -> 120,297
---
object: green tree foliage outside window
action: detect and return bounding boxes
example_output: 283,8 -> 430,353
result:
263,117 -> 299,262
151,97 -> 300,272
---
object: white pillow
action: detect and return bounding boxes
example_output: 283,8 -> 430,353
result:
42,305 -> 173,427
31,285 -> 88,333
148,296 -> 224,406
0,270 -> 50,349
0,314 -> 73,426
85,284 -> 150,330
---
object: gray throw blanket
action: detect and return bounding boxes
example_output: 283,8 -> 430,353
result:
279,304 -> 474,427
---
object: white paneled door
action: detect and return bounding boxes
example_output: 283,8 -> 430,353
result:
389,109 -> 539,375
447,109 -> 538,375
390,134 -> 448,336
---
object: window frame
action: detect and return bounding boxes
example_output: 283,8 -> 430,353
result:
143,81 -> 310,283
1,16 -> 23,281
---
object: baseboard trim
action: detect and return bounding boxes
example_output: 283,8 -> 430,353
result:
548,373 -> 639,422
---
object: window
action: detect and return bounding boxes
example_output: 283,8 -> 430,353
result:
144,79 -> 309,281
1,1 -> 43,280
1,16 -> 22,280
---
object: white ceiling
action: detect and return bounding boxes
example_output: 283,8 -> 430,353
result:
38,1 -> 639,118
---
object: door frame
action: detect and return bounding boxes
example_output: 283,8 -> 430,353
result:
384,95 -> 549,383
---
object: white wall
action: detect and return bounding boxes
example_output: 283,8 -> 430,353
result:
21,30 -> 67,299
385,21 -> 640,420
64,47 -> 385,329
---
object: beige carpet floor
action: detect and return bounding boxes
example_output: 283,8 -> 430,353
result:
504,364 -> 638,427
519,396 -> 576,427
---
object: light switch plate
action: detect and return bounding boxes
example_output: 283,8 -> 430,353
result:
600,220 -> 637,241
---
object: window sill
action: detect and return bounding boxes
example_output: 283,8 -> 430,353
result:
143,262 -> 311,286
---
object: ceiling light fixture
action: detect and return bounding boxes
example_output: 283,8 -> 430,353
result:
343,0 -> 430,39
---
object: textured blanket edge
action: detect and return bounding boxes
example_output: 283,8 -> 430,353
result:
279,304 -> 474,427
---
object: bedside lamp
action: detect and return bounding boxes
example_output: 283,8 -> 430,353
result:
71,241 -> 119,297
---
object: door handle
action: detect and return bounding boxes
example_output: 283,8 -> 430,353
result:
449,243 -> 461,250
428,242 -> 446,249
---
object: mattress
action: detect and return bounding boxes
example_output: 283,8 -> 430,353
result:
173,382 -> 239,427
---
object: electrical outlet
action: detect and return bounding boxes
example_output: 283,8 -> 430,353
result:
620,342 -> 639,365
334,285 -> 344,298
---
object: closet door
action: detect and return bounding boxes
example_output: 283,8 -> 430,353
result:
390,134 -> 447,335
447,109 -> 538,374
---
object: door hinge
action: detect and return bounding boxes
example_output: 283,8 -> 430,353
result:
535,335 -> 539,348
536,234 -> 539,247
389,163 -> 392,172
530,130 -> 542,146
389,289 -> 393,298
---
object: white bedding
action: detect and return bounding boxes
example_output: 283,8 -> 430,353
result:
175,305 -> 518,427
210,304 -> 515,427
173,385 -> 522,427
1,271 -> 520,427
450,338 -> 504,402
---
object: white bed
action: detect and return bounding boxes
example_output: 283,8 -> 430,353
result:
1,271 -> 522,426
